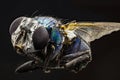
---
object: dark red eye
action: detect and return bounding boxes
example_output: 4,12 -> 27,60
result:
9,17 -> 24,35
32,27 -> 49,50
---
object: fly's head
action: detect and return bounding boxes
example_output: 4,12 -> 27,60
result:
9,17 -> 49,57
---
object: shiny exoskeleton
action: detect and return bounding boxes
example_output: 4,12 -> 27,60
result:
9,16 -> 120,73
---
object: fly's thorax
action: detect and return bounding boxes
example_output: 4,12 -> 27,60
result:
59,28 -> 77,44
34,16 -> 61,29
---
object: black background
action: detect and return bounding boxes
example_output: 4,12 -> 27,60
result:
0,0 -> 120,80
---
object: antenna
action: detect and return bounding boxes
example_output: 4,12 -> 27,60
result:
31,10 -> 39,17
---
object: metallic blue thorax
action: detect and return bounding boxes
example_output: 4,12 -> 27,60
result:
34,17 -> 63,60
35,17 -> 58,29
34,17 -> 90,61
35,17 -> 62,44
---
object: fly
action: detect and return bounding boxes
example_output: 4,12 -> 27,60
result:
9,16 -> 120,73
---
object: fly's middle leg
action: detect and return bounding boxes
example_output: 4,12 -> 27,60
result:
61,37 -> 92,72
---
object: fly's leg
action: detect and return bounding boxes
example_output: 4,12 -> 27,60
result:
61,37 -> 92,72
15,60 -> 41,73
64,51 -> 91,72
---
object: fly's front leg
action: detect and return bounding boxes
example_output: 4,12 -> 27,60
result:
15,60 -> 41,73
61,37 -> 92,72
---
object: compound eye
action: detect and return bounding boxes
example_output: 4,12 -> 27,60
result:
9,17 -> 24,35
32,27 -> 49,50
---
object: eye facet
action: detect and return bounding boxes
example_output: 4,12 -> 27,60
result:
9,17 -> 24,35
32,27 -> 49,50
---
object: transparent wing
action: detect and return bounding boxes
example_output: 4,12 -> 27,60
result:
61,22 -> 120,42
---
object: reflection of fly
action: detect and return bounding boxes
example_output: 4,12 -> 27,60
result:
9,16 -> 120,73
